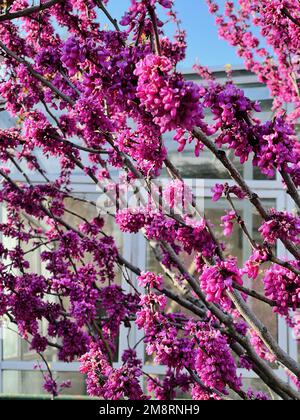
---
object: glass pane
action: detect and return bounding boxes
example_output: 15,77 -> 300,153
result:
165,141 -> 247,180
3,326 -> 57,362
55,372 -> 87,396
2,371 -> 86,396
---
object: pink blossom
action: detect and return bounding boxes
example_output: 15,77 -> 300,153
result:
221,210 -> 236,237
137,271 -> 163,290
212,183 -> 224,201
163,180 -> 193,210
259,209 -> 300,244
200,258 -> 243,309
134,54 -> 205,133
263,263 -> 300,315
116,208 -> 147,233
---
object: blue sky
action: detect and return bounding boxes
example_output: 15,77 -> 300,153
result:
106,0 -> 244,69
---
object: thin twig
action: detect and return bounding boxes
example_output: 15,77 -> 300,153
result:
0,40 -> 74,105
280,169 -> 300,210
147,5 -> 161,55
282,7 -> 300,27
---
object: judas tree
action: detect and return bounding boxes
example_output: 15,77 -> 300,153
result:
0,0 -> 299,400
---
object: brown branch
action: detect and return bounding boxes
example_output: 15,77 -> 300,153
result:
8,155 -> 32,185
269,254 -> 300,276
50,134 -> 109,155
228,289 -> 300,378
233,283 -> 277,307
282,7 -> 300,27
0,0 -> 64,22
147,4 -> 161,55
280,169 -> 300,210
187,368 -> 232,400
92,321 -> 114,366
225,191 -> 257,249
94,0 -> 121,32
229,340 -> 294,400
0,40 -> 74,105
192,127 -> 300,261
160,286 -> 206,318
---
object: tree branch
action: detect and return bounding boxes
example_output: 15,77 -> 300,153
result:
280,169 -> 300,210
228,288 -> 300,378
0,40 -> 74,105
187,368 -> 233,400
282,7 -> 300,27
0,0 -> 64,22
233,283 -> 279,308
94,0 -> 121,32
192,127 -> 300,261
147,4 -> 161,55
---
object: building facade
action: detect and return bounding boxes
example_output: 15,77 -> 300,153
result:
0,66 -> 298,397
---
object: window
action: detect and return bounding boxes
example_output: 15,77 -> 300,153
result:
0,193 -> 125,395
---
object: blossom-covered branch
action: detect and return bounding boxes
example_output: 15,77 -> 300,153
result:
0,0 -> 299,401
0,0 -> 64,22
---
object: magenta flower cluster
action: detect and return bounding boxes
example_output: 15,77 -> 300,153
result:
259,209 -> 300,245
134,54 -> 205,133
200,259 -> 243,309
61,37 -> 86,76
203,81 -> 260,163
80,343 -> 147,400
137,271 -> 164,290
116,208 -> 147,234
242,249 -> 269,280
116,208 -> 217,262
189,322 -> 242,394
263,263 -> 300,316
